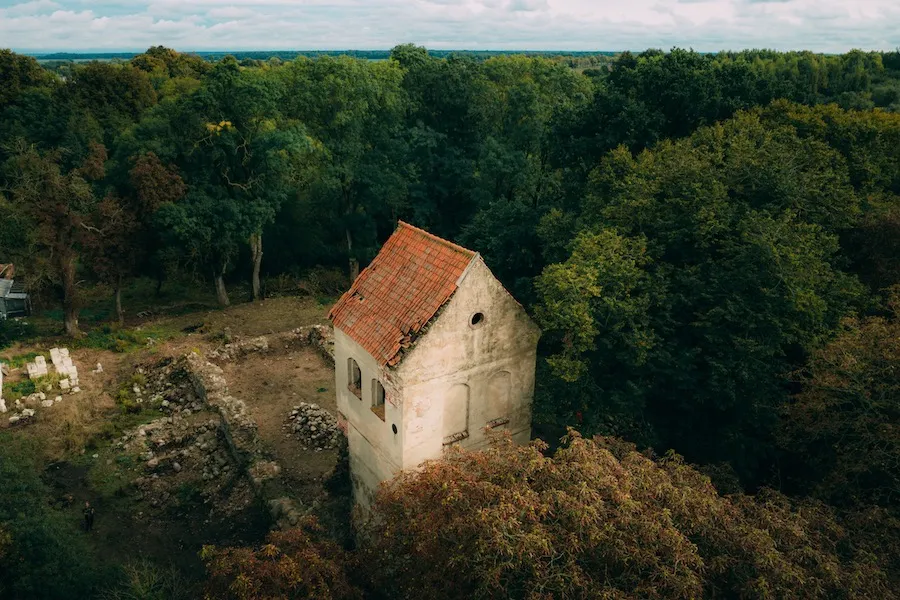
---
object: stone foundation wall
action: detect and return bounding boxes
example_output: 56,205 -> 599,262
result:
183,325 -> 336,529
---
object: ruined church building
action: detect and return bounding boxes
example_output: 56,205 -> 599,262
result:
329,221 -> 540,508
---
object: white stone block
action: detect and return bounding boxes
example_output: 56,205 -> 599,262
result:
59,379 -> 70,390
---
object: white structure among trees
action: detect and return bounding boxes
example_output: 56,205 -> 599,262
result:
329,221 -> 540,508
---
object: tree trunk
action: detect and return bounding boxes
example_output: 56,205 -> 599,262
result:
250,232 -> 263,302
61,255 -> 80,337
114,274 -> 124,327
346,228 -> 359,282
215,267 -> 230,307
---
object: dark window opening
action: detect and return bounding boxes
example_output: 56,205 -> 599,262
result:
348,358 -> 362,399
470,312 -> 485,327
371,380 -> 386,421
392,423 -> 398,435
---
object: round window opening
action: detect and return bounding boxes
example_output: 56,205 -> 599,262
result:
470,312 -> 485,328
392,424 -> 398,435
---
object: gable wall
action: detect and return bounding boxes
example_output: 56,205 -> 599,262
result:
396,258 -> 540,468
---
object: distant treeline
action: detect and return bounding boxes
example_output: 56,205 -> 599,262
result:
33,49 -> 618,62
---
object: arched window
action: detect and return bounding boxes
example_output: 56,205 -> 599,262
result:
371,379 -> 386,421
347,358 -> 362,399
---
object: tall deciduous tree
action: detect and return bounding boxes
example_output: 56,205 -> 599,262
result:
781,289 -> 900,508
279,56 -> 407,281
202,517 -> 362,600
537,111 -> 865,481
83,151 -> 186,324
3,141 -> 106,336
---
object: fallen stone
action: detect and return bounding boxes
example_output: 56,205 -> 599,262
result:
59,379 -> 70,390
41,400 -> 54,408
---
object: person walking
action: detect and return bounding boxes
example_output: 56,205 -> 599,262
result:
83,501 -> 95,533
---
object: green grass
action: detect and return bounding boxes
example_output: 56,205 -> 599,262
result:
84,408 -> 164,452
83,447 -> 141,497
70,324 -> 180,354
4,379 -> 36,402
2,350 -> 40,368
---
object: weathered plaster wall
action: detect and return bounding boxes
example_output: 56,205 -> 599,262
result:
334,257 -> 540,508
396,257 -> 540,468
334,329 -> 404,507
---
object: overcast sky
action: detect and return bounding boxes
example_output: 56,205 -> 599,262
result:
1,0 -> 897,53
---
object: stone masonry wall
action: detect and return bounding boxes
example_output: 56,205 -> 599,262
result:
183,325 -> 335,529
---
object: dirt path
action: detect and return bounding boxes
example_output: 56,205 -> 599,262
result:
221,347 -> 338,500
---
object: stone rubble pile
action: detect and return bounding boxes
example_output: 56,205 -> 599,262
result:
207,336 -> 269,361
115,358 -> 251,514
284,402 -> 341,451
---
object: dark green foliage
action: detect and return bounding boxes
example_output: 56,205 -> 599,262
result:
0,319 -> 36,351
2,49 -> 900,597
537,110 -> 868,481
0,439 -> 103,599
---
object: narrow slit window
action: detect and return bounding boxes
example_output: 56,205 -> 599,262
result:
371,380 -> 386,421
348,358 -> 362,399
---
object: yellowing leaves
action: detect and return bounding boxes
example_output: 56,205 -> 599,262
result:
205,120 -> 234,134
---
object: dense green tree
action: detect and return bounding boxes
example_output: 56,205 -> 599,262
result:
278,56 -> 407,280
2,141 -> 106,335
537,111 -> 865,480
0,49 -> 56,111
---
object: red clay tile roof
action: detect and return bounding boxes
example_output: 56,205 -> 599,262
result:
328,221 -> 477,367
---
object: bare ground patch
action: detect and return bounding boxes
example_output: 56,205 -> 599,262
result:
220,344 -> 338,503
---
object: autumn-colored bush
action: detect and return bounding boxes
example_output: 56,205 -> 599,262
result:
201,516 -> 361,600
360,432 -> 892,600
782,291 -> 900,507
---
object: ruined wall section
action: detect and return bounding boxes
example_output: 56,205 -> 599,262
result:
183,325 -> 335,529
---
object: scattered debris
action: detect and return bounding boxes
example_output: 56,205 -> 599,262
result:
284,402 -> 341,451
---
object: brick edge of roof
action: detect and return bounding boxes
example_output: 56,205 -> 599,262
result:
396,220 -> 477,259
327,220 -> 478,367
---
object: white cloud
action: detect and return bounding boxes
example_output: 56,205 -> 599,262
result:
3,0 -> 62,16
0,0 -> 897,52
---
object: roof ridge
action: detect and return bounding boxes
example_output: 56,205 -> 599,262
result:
397,221 -> 476,259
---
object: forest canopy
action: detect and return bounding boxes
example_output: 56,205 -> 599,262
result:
3,44 -> 900,598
